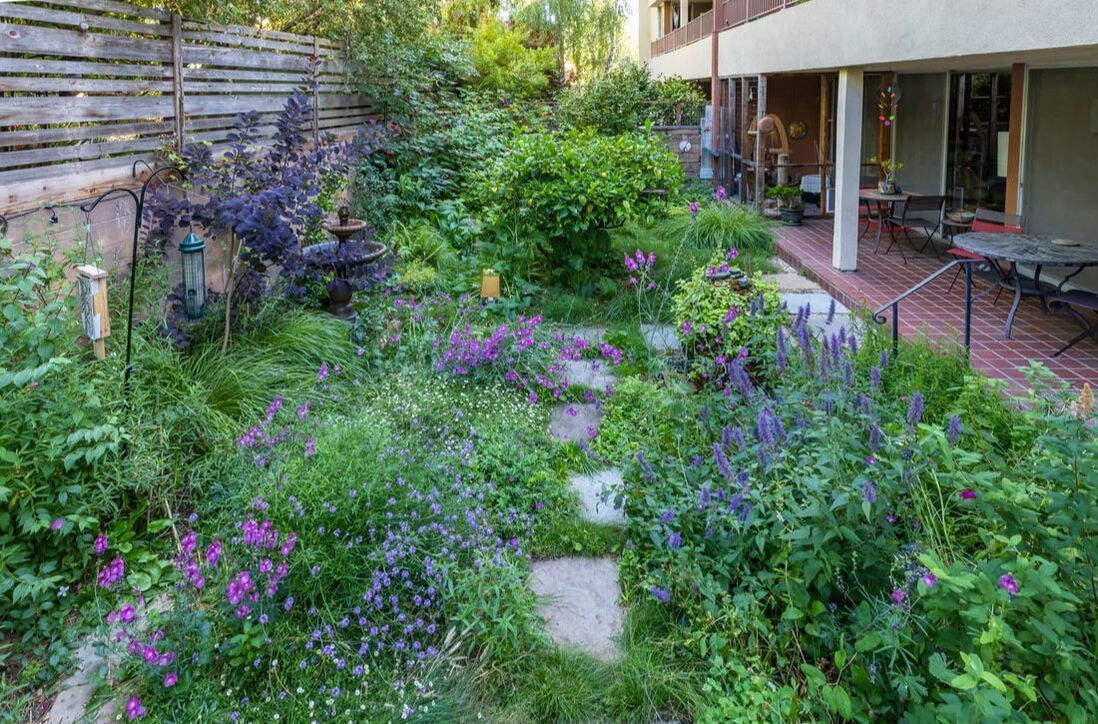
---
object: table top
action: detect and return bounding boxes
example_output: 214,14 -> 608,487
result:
953,232 -> 1098,266
859,189 -> 920,202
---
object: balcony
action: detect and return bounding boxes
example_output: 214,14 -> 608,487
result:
651,0 -> 807,58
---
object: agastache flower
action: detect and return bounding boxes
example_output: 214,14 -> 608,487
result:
906,392 -> 925,427
650,586 -> 671,603
947,415 -> 962,446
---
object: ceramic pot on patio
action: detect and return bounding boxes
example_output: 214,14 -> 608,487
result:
780,207 -> 804,226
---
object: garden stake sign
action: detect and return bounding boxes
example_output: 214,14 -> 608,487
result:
76,265 -> 111,360
481,269 -> 500,300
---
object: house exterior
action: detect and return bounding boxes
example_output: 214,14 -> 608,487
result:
639,0 -> 1098,290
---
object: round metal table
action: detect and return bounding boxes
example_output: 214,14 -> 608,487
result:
952,232 -> 1098,339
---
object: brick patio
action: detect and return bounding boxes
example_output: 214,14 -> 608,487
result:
774,218 -> 1097,392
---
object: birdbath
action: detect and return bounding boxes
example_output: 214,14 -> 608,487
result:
305,205 -> 387,321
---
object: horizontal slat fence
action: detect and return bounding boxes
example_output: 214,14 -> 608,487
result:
1,0 -> 374,212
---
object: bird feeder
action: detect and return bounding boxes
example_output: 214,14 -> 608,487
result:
480,268 -> 500,300
76,265 -> 110,360
179,232 -> 207,319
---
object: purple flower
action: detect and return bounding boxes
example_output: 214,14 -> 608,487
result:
125,696 -> 146,720
998,573 -> 1019,597
50,519 -> 64,532
715,185 -> 727,200
164,672 -> 178,688
650,586 -> 671,604
94,534 -> 109,556
528,391 -> 538,405
668,531 -> 682,550
317,362 -> 330,382
959,490 -> 976,500
861,481 -> 877,504
868,424 -> 882,453
870,366 -> 882,389
947,415 -> 962,446
304,437 -> 317,458
921,573 -> 937,589
906,392 -> 925,427
658,509 -> 675,524
689,201 -> 699,216
726,248 -> 739,261
891,587 -> 908,607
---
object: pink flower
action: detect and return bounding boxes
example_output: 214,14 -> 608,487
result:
959,490 -> 976,500
50,519 -> 64,532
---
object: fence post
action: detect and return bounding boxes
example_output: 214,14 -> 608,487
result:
311,37 -> 321,144
170,14 -> 185,150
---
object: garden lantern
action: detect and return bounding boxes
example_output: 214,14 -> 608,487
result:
179,231 -> 207,319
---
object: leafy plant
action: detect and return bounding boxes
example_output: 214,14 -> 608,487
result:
664,201 -> 776,256
767,184 -> 802,210
557,63 -> 704,133
476,127 -> 684,292
470,18 -> 556,100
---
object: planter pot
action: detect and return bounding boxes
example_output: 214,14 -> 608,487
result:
878,180 -> 898,195
780,207 -> 804,226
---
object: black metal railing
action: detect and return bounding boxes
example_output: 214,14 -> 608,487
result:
872,259 -> 982,357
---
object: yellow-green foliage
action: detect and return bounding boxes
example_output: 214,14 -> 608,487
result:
471,19 -> 556,100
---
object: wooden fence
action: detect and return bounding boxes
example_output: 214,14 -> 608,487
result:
0,0 -> 375,213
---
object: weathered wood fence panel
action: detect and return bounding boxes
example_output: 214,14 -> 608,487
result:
0,0 -> 375,213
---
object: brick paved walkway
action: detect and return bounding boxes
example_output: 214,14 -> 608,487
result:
774,219 -> 1096,392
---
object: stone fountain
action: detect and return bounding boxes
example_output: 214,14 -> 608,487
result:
302,205 -> 387,321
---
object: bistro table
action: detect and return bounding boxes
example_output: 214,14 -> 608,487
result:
859,189 -> 921,253
952,232 -> 1098,338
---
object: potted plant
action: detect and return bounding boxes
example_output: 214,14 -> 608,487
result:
875,158 -> 904,195
767,184 -> 804,226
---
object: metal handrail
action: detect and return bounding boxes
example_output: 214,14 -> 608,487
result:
872,258 -> 982,357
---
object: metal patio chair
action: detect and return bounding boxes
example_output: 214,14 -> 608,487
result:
1049,290 -> 1098,357
883,195 -> 947,262
945,210 -> 1023,298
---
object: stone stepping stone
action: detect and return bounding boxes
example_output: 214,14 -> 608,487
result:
570,469 -> 625,525
550,403 -> 601,442
559,359 -> 615,390
640,323 -> 681,353
780,291 -> 854,338
529,557 -> 624,661
770,256 -> 797,274
761,272 -> 823,294
567,326 -> 607,345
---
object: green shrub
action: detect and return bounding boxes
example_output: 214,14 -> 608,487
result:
470,18 -> 556,100
593,377 -> 695,463
477,128 -> 684,292
0,239 -> 123,641
558,63 -> 705,133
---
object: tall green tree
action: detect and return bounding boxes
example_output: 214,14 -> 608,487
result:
511,0 -> 626,82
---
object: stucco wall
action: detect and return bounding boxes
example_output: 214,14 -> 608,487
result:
649,34 -> 711,81
713,0 -> 1098,75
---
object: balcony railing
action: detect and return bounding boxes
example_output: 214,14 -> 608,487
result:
651,9 -> 713,58
651,1 -> 807,58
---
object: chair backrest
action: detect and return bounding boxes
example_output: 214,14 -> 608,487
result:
903,195 -> 947,213
972,208 -> 1024,234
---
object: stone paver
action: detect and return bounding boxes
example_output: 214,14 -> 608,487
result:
570,469 -> 625,525
559,359 -> 615,390
568,326 -> 607,345
640,323 -> 681,353
549,403 -> 601,442
529,557 -> 624,661
761,272 -> 823,294
49,683 -> 97,724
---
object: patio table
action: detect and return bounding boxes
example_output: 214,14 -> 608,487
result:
953,232 -> 1098,339
859,190 -> 921,253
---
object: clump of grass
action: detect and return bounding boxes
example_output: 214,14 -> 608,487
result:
660,203 -> 776,256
